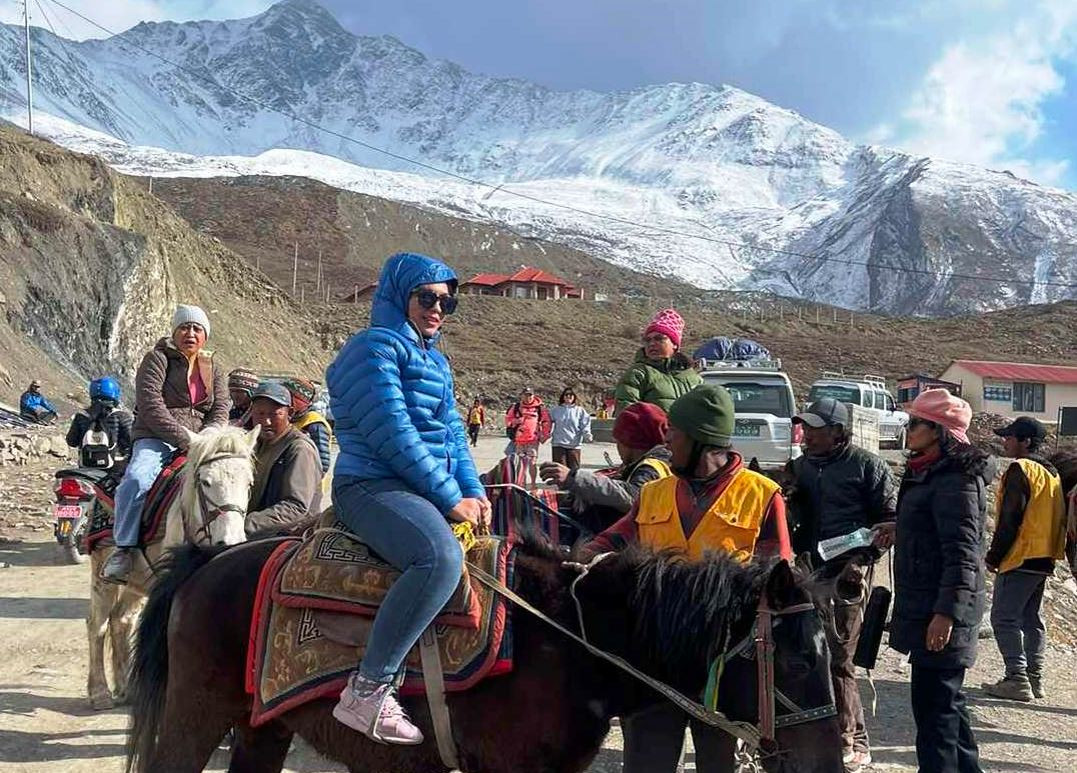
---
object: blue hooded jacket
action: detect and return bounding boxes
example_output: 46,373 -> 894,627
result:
328,253 -> 483,514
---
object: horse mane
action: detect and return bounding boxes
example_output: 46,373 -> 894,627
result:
178,426 -> 256,515
623,546 -> 777,668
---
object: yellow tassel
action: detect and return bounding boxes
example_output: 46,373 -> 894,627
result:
452,521 -> 478,554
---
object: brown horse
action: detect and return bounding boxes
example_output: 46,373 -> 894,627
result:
125,536 -> 843,773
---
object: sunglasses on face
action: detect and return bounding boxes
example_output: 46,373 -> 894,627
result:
412,289 -> 458,315
643,334 -> 670,344
908,417 -> 937,431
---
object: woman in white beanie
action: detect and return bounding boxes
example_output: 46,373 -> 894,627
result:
101,304 -> 229,583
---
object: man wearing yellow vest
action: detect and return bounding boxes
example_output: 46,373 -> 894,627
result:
283,378 -> 333,476
539,401 -> 672,533
983,417 -> 1066,702
586,385 -> 791,773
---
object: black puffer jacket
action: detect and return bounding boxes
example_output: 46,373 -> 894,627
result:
65,401 -> 134,459
786,443 -> 897,558
890,445 -> 990,669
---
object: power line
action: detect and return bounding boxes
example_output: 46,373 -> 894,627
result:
31,0 -> 56,36
40,0 -> 1077,292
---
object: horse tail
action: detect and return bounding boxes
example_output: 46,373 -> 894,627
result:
125,544 -> 217,773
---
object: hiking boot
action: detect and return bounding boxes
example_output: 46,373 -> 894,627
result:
100,548 -> 133,584
1029,673 -> 1044,699
332,672 -> 423,745
983,674 -> 1033,702
843,749 -> 872,772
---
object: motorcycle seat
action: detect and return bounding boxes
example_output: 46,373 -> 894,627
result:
55,467 -> 112,483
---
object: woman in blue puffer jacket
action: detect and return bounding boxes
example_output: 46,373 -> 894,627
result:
327,252 -> 490,745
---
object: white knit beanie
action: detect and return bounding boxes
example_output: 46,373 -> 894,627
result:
171,304 -> 211,338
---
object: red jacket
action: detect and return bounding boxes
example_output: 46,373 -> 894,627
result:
506,398 -> 551,445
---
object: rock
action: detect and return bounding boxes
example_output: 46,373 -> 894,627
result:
48,436 -> 69,458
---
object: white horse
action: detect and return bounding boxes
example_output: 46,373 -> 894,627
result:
86,425 -> 259,710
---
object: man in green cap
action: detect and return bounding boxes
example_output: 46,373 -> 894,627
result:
587,383 -> 790,561
587,384 -> 791,773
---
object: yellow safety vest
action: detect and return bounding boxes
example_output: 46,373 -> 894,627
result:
998,458 -> 1066,573
635,470 -> 780,563
293,410 -> 332,437
633,456 -> 673,481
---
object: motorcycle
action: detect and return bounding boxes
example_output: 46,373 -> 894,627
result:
52,468 -> 107,565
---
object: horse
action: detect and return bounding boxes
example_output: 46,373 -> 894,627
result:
124,534 -> 843,772
86,425 -> 259,710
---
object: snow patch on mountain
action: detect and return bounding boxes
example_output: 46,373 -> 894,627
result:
2,0 -> 1076,314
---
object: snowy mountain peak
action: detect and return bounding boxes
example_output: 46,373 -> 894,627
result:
0,2 -> 1075,315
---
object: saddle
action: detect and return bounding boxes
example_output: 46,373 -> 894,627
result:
84,454 -> 187,552
246,527 -> 514,728
482,456 -> 573,544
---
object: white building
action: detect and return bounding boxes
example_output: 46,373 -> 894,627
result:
938,360 -> 1077,421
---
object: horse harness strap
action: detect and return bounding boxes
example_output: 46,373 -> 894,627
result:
466,562 -> 764,749
189,452 -> 249,542
419,628 -> 464,772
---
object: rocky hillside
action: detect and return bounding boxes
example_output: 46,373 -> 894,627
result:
0,125 -> 329,412
3,0 -> 1076,314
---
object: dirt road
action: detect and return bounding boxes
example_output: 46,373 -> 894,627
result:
1,438 -> 1075,771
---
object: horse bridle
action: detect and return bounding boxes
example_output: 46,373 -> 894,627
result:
565,554 -> 835,750
188,452 -> 250,543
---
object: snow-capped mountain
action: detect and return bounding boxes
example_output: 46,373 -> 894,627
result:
2,0 -> 1075,314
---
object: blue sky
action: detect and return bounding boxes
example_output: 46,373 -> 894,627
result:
6,0 -> 1077,189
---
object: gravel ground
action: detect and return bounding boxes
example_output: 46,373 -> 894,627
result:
0,437 -> 1074,772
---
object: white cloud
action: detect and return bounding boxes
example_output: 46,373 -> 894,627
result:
0,0 -> 273,40
873,0 -> 1077,186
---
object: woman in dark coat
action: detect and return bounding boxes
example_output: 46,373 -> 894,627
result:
887,389 -> 988,773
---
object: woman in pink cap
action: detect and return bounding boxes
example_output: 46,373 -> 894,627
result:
614,308 -> 701,414
888,389 -> 989,773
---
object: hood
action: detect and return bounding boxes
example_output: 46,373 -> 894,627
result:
370,252 -> 458,343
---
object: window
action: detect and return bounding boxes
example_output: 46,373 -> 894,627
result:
874,391 -> 889,411
983,384 -> 1012,403
808,385 -> 859,404
898,387 -> 917,404
1012,382 -> 1046,413
708,379 -> 793,418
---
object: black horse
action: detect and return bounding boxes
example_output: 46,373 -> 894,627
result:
126,536 -> 842,772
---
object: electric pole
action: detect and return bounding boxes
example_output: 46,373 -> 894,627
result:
23,0 -> 33,134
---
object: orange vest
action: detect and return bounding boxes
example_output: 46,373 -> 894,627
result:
635,470 -> 780,562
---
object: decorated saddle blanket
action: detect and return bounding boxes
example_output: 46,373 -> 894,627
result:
245,529 -> 515,728
84,454 -> 187,552
482,456 -> 573,545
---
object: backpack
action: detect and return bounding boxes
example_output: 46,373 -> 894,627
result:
80,417 -> 114,470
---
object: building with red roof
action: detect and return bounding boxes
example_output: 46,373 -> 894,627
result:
939,359 -> 1077,419
459,267 -> 584,300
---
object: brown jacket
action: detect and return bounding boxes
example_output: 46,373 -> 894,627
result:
245,427 -> 322,536
131,338 -> 229,448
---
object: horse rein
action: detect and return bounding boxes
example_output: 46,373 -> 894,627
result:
188,452 -> 251,543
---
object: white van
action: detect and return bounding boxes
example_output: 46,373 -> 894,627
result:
699,358 -> 801,471
807,372 -> 909,446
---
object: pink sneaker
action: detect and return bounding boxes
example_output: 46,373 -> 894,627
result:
332,672 -> 424,745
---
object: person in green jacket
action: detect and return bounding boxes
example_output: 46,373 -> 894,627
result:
614,308 -> 701,414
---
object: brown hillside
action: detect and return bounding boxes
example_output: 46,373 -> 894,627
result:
0,127 -> 330,411
143,175 -> 705,300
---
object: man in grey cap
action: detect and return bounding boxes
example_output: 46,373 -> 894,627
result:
785,397 -> 897,773
244,381 -> 323,536
983,416 -> 1065,701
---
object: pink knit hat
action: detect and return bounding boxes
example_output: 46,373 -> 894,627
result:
908,388 -> 972,445
643,308 -> 686,348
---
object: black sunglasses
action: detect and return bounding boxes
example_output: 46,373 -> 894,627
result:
412,289 -> 458,315
908,417 -> 937,430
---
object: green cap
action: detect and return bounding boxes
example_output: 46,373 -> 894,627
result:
668,384 -> 735,447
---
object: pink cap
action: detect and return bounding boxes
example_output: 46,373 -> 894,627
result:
908,388 -> 972,445
643,308 -> 686,348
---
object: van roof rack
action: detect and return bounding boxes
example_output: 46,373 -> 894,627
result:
698,357 -> 783,372
818,370 -> 887,386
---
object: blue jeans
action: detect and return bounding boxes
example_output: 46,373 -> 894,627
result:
113,438 -> 175,547
332,476 -> 464,684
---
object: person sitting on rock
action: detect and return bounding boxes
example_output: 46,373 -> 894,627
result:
244,381 -> 323,537
20,380 -> 58,424
539,401 -> 671,533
